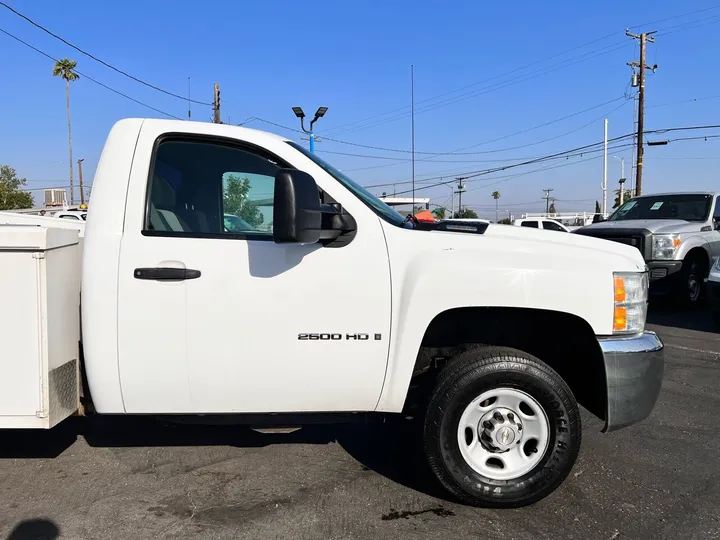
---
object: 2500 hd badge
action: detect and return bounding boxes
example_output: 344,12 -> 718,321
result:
298,333 -> 382,341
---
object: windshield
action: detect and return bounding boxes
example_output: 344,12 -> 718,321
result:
286,141 -> 408,227
609,194 -> 712,222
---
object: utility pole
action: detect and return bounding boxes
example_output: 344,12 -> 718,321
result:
627,29 -> 657,197
543,188 -> 554,214
602,119 -> 608,216
213,83 -> 221,124
411,65 -> 416,211
77,158 -> 85,205
456,177 -> 467,216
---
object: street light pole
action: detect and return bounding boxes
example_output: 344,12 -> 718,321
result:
77,158 -> 85,205
292,106 -> 328,154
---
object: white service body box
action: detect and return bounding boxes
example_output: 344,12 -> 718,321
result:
0,225 -> 81,428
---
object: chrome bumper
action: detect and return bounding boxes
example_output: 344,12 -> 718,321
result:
598,332 -> 664,433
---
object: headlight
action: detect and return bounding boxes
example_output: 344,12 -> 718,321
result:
613,272 -> 648,334
652,234 -> 681,260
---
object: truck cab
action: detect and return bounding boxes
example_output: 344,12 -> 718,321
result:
2,118 -> 664,508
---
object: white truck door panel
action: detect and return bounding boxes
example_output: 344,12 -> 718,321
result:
118,127 -> 391,413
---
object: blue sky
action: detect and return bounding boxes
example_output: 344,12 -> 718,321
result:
1,0 -> 719,218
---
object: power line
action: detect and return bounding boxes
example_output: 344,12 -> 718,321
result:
323,7 -> 720,138
251,97 -> 630,159
365,133 -> 639,189
331,42 -> 632,136
0,28 -> 183,120
0,2 -> 212,106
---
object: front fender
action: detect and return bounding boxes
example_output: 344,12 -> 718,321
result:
374,224 -> 638,412
675,234 -> 711,261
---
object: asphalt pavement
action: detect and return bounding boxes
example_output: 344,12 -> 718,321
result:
1,305 -> 719,540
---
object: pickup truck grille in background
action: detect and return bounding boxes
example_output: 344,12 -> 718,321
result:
603,235 -> 644,253
573,228 -> 651,261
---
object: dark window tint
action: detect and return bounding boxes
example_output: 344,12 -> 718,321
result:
521,221 -> 539,228
610,194 -> 712,222
145,139 -> 280,237
543,221 -> 565,232
59,214 -> 80,220
713,197 -> 720,221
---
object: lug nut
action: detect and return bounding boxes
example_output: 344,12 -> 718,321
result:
493,412 -> 504,422
483,421 -> 494,430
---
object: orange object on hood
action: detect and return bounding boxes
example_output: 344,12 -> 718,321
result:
413,210 -> 436,223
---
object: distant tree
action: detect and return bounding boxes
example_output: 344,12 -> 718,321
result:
52,58 -> 80,203
0,165 -> 33,210
492,191 -> 501,222
595,200 -> 601,213
613,189 -> 634,209
498,217 -> 512,225
432,207 -> 446,220
549,201 -> 557,214
453,208 -> 479,219
223,175 -> 264,227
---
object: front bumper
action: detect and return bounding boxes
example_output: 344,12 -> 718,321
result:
598,332 -> 664,432
647,260 -> 683,282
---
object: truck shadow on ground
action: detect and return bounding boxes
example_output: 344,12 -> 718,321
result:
647,298 -> 717,334
5,519 -> 60,540
0,415 -> 449,502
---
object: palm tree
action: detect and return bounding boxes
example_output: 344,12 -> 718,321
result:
52,59 -> 80,205
492,191 -> 501,223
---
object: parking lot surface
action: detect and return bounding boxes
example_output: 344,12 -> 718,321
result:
1,307 -> 719,540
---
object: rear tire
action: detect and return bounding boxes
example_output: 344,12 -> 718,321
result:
423,346 -> 581,508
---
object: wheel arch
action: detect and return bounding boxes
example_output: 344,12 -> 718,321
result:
409,306 -> 608,423
685,245 -> 710,272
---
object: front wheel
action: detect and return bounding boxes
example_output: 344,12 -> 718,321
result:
674,257 -> 705,307
424,346 -> 581,508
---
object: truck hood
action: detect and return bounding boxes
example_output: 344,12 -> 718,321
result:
403,221 -> 646,272
576,219 -> 700,234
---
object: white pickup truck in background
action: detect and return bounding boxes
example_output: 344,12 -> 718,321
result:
513,217 -> 570,232
0,118 -> 664,508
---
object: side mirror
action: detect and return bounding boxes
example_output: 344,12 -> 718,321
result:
273,169 -> 322,244
592,214 -> 605,224
714,217 -> 720,231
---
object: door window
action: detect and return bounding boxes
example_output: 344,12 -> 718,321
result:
542,221 -> 566,232
521,221 -> 539,228
144,138 -> 282,239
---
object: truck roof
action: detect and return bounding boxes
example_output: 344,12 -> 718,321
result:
128,118 -> 291,144
632,191 -> 716,197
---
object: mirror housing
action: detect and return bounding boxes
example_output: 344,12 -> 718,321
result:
273,169 -> 322,244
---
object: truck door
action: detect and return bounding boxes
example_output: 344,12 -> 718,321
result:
118,130 -> 392,414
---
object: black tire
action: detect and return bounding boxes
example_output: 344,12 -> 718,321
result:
674,256 -> 706,308
424,346 -> 581,508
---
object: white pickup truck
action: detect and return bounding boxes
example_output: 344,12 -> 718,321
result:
0,119 -> 664,508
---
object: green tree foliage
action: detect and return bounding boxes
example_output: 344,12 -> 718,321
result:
432,207 -> 446,220
223,175 -> 264,227
0,165 -> 33,210
497,217 -> 512,225
549,201 -> 557,214
453,208 -> 479,219
613,189 -> 634,209
595,200 -> 601,213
